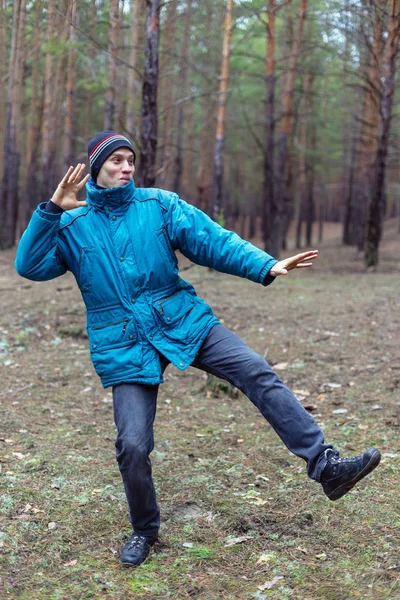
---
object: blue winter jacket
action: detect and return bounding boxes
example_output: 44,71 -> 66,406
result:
15,179 -> 278,387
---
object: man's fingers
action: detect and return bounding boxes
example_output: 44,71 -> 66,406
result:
295,250 -> 318,261
60,166 -> 74,184
295,262 -> 313,268
68,163 -> 86,184
67,163 -> 81,183
77,173 -> 90,191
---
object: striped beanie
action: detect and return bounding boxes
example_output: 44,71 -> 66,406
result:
88,130 -> 136,181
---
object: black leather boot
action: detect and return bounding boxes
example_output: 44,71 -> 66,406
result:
120,533 -> 157,567
321,448 -> 381,501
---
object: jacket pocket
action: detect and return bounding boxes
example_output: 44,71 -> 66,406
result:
154,289 -> 195,325
78,247 -> 94,292
88,317 -> 142,377
89,317 -> 137,351
155,226 -> 177,267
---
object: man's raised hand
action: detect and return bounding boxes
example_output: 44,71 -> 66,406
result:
50,164 -> 90,211
269,250 -> 319,277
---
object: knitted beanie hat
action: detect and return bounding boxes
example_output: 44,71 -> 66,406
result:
88,130 -> 136,181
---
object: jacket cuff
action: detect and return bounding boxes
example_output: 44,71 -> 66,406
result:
44,200 -> 64,214
259,259 -> 279,287
36,202 -> 64,221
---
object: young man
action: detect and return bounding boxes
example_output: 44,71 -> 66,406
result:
15,131 -> 381,568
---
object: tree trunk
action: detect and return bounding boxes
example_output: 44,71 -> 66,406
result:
52,1 -> 70,183
83,0 -> 97,140
1,0 -> 26,249
296,82 -> 307,249
158,0 -> 177,186
263,0 -> 276,253
342,129 -> 358,245
181,98 -> 195,200
272,0 -> 307,257
304,74 -> 315,247
354,0 -> 385,250
139,0 -> 161,188
22,0 -> 43,230
196,2 -> 214,213
341,0 -> 353,244
365,0 -> 400,267
173,0 -> 193,196
104,0 -> 120,130
212,0 -> 233,222
115,0 -> 127,132
127,0 -> 144,143
64,0 -> 78,170
305,140 -> 315,247
0,0 -> 7,184
41,0 -> 56,200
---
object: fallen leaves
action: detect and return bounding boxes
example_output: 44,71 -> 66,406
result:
12,452 -> 26,459
63,559 -> 77,567
22,504 -> 44,514
256,552 -> 276,565
320,382 -> 342,391
224,535 -> 254,547
293,389 -> 310,398
273,362 -> 289,370
258,575 -> 284,591
247,497 -> 268,506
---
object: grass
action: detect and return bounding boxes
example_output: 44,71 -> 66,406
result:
1,223 -> 400,599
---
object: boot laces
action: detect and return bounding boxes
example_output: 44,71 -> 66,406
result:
128,534 -> 147,549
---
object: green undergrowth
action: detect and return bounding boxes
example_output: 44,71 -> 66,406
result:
1,234 -> 400,599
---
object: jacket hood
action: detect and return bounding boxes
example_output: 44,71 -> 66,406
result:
85,177 -> 136,210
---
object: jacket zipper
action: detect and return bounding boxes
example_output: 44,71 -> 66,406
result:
158,289 -> 179,315
92,318 -> 128,330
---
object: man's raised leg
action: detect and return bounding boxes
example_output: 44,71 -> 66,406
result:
192,324 -> 380,493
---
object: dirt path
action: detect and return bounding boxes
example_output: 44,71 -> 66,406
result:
1,222 -> 399,599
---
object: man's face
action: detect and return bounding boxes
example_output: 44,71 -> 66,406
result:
96,148 -> 135,188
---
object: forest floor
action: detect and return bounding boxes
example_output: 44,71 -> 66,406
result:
1,220 -> 399,600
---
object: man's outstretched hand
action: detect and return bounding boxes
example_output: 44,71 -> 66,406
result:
269,250 -> 319,277
50,164 -> 90,211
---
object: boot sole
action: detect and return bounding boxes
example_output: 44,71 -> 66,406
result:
120,552 -> 151,567
327,449 -> 381,501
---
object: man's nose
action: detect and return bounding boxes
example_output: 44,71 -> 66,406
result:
122,162 -> 133,171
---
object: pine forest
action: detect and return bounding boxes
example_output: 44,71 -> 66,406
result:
1,0 -> 400,266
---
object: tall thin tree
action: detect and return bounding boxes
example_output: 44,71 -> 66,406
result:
104,0 -> 121,130
158,0 -> 177,186
22,0 -> 43,231
64,0 -> 78,170
273,0 -> 307,257
354,0 -> 385,250
0,0 -> 7,184
212,0 -> 233,222
263,0 -> 276,253
1,0 -> 26,248
365,0 -> 400,266
127,0 -> 144,143
196,2 -> 214,213
139,0 -> 161,188
173,0 -> 193,196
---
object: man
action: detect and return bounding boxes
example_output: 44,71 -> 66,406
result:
15,131 -> 381,568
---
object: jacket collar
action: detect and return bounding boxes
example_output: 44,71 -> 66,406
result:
85,177 -> 136,211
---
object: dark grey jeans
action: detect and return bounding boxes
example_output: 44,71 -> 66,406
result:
112,324 -> 331,537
